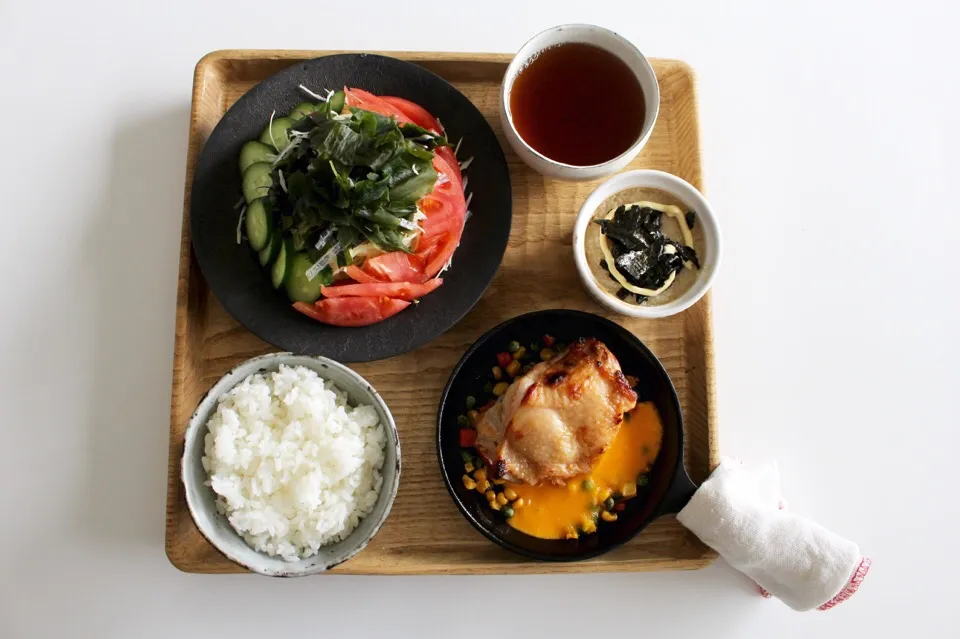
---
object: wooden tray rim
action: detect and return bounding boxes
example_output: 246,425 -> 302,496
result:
166,48 -> 718,574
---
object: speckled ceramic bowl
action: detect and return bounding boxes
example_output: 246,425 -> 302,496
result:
573,170 -> 722,319
181,352 -> 400,577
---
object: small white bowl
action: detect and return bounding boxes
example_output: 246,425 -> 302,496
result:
181,352 -> 401,577
573,170 -> 722,318
500,24 -> 660,181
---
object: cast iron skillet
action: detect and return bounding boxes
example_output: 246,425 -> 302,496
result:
190,54 -> 511,362
436,309 -> 697,561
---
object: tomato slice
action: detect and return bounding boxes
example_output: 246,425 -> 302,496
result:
381,96 -> 444,134
417,154 -> 467,280
293,296 -> 410,326
344,264 -> 382,284
362,251 -> 425,283
344,87 -> 413,124
435,146 -> 462,189
420,154 -> 466,236
321,278 -> 443,301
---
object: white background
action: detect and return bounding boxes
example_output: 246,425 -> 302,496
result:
1,0 -> 957,636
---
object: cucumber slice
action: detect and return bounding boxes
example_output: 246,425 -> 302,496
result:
290,102 -> 318,120
284,252 -> 325,303
258,232 -> 280,267
259,116 -> 295,152
244,198 -> 271,251
239,140 -> 274,174
242,162 -> 273,203
328,90 -> 345,114
271,238 -> 290,289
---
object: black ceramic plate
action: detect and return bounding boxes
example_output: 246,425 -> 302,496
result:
191,54 -> 511,362
437,310 -> 697,561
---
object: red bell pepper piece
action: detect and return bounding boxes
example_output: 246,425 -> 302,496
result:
459,428 -> 477,448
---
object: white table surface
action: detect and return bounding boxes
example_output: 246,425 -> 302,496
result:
2,0 -> 958,636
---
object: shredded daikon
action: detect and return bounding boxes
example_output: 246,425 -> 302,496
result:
315,226 -> 335,250
298,84 -> 327,101
267,110 -> 278,151
236,206 -> 246,245
306,240 -> 342,281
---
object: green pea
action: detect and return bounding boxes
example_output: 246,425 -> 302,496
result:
604,497 -> 615,510
457,414 -> 470,427
530,341 -> 541,352
465,395 -> 476,410
636,473 -> 650,487
460,450 -> 473,464
507,340 -> 521,353
582,478 -> 595,491
502,505 -> 515,518
483,381 -> 493,394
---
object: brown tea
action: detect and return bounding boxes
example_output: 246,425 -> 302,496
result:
509,42 -> 646,166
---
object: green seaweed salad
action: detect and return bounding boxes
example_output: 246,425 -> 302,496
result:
236,89 -> 450,303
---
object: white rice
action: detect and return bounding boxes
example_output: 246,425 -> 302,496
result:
201,364 -> 385,561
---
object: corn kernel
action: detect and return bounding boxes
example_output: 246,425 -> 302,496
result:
601,511 -> 618,522
490,500 -> 501,511
467,409 -> 480,425
505,360 -> 522,378
598,487 -> 613,502
492,366 -> 503,380
464,462 -> 475,473
504,488 -> 518,501
485,490 -> 496,501
496,493 -> 508,506
477,480 -> 490,492
474,468 -> 487,482
514,497 -> 525,508
622,482 -> 637,498
581,518 -> 597,534
493,478 -> 506,485
462,475 -> 476,490
493,382 -> 509,396
567,481 -> 578,492
540,348 -> 555,361
512,346 -> 527,360
564,526 -> 578,540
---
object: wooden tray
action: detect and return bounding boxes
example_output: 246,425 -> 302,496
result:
166,49 -> 719,574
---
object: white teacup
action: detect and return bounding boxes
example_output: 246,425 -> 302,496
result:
500,24 -> 660,182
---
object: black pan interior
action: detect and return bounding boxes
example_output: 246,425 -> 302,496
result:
436,309 -> 685,561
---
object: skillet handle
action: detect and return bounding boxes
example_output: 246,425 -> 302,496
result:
655,468 -> 699,516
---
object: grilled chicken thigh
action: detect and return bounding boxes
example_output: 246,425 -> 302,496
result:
475,338 -> 638,485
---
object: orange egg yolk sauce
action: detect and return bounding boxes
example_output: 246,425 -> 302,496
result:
505,402 -> 663,539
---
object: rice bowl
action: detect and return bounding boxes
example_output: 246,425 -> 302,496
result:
181,353 -> 400,576
202,364 -> 385,561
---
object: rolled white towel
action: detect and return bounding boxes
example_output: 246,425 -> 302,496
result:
676,457 -> 871,611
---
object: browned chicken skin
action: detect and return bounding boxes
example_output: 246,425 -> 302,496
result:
475,338 -> 638,485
